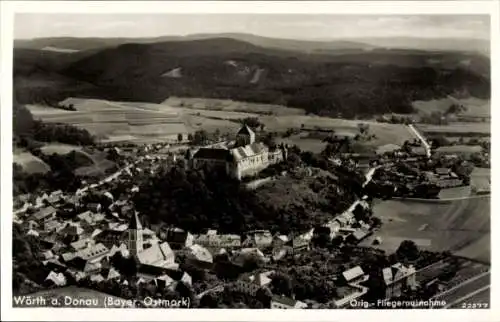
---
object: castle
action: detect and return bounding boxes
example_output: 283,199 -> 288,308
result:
189,125 -> 287,180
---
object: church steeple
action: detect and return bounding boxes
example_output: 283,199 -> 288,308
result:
128,212 -> 143,256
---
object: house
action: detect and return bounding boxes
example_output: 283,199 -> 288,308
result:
154,274 -> 176,290
94,229 -> 127,248
77,243 -> 110,263
70,238 -> 93,251
45,271 -> 66,286
32,206 -> 57,224
69,257 -> 102,274
162,228 -> 194,249
243,230 -> 273,249
187,244 -> 214,269
108,243 -> 129,258
234,270 -> 274,296
43,219 -> 62,232
57,222 -> 85,239
136,242 -> 177,270
334,267 -> 370,308
270,295 -> 308,309
382,263 -> 417,299
193,230 -> 241,249
99,267 -> 121,281
342,266 -> 365,284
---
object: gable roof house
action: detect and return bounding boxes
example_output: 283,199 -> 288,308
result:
382,263 -> 417,300
233,270 -> 274,296
77,243 -> 110,263
334,266 -> 370,308
136,242 -> 177,270
32,206 -> 57,224
45,271 -> 67,287
162,228 -> 194,249
186,244 -> 214,270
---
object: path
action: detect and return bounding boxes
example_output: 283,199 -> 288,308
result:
408,124 -> 432,158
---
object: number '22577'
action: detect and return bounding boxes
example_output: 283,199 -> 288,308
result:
461,303 -> 489,309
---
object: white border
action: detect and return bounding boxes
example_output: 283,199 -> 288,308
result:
1,1 -> 499,321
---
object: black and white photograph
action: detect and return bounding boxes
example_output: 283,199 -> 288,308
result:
1,1 -> 498,321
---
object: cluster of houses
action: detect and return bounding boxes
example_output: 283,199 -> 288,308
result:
13,127 -> 436,309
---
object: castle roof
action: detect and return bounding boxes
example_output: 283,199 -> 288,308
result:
237,125 -> 255,136
192,148 -> 232,161
230,142 -> 267,161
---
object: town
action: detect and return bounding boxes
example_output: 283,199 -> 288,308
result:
12,121 -> 490,309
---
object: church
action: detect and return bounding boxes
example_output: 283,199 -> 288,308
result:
126,212 -> 177,270
189,125 -> 288,180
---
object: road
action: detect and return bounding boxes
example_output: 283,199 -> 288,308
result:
408,124 -> 432,158
432,271 -> 490,308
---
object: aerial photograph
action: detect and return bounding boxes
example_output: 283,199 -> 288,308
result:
10,12 -> 490,310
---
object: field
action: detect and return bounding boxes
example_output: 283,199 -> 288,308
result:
412,97 -> 490,119
416,122 -> 490,137
27,97 -> 417,148
163,96 -> 306,116
360,196 -> 490,263
13,151 -> 50,174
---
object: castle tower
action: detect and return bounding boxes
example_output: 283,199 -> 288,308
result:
235,125 -> 255,146
128,211 -> 143,256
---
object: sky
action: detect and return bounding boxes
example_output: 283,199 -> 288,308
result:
14,14 -> 490,40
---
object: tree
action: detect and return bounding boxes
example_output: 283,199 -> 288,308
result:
177,133 -> 183,143
270,273 -> 293,297
192,130 -> 208,145
187,133 -> 194,142
396,240 -> 420,262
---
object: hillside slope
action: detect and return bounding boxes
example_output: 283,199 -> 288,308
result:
14,37 -> 490,117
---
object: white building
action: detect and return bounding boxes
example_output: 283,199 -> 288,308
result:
190,125 -> 287,180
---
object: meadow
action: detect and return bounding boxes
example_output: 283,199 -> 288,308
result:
13,151 -> 50,174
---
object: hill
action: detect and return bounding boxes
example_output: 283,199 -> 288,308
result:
14,37 -> 490,118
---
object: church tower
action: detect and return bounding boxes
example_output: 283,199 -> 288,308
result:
128,211 -> 143,256
235,125 -> 255,147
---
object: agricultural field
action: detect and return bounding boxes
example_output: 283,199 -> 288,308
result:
163,96 -> 306,116
27,98 -> 191,143
28,98 -> 417,148
416,122 -> 490,137
13,151 -> 50,174
360,196 -> 490,263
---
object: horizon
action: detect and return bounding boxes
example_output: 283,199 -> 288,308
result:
14,14 -> 490,41
15,32 -> 490,42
